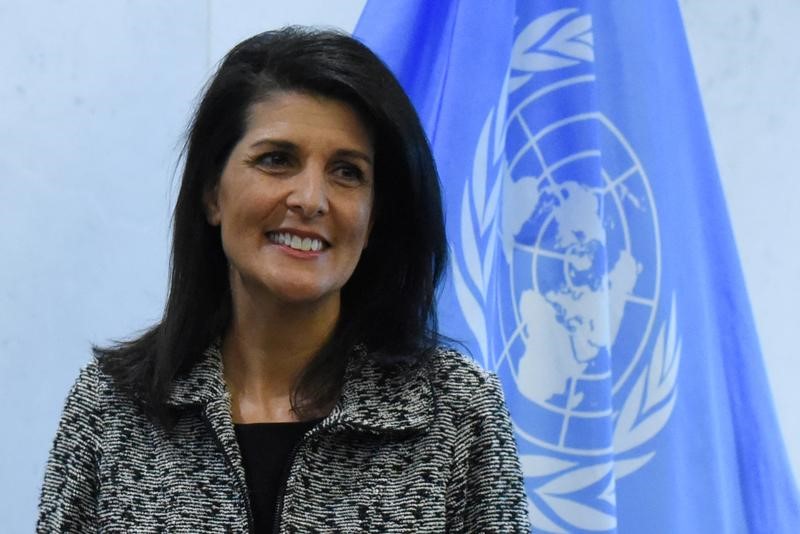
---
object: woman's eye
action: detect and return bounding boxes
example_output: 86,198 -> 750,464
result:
255,152 -> 291,169
333,164 -> 365,183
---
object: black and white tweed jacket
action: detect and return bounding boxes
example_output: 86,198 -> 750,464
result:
38,346 -> 530,533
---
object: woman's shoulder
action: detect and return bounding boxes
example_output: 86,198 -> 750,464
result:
424,346 -> 505,407
64,358 -> 103,404
61,356 -> 138,416
69,356 -> 117,394
426,346 -> 496,380
46,360 -> 109,458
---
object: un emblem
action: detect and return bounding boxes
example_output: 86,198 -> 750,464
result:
451,9 -> 681,531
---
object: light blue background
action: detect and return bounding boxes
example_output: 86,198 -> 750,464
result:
1,1 -> 796,531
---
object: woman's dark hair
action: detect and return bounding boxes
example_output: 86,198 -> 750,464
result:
96,26 -> 447,425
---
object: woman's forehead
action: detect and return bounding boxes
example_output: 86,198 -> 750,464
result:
241,91 -> 375,155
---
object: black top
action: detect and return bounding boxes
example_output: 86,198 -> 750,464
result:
234,420 -> 320,533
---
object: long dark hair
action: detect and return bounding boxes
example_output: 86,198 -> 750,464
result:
96,27 -> 447,425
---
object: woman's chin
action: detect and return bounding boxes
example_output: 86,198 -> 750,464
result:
272,289 -> 339,307
247,282 -> 341,310
231,269 -> 340,308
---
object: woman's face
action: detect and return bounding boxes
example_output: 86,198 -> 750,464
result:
205,91 -> 375,309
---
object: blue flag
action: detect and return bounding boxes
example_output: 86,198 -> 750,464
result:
356,1 -> 799,532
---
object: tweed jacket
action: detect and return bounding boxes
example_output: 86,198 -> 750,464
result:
38,346 -> 530,533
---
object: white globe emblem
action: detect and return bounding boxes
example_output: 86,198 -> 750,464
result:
494,77 -> 661,455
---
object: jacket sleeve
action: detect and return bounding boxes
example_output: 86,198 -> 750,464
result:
450,371 -> 530,533
37,363 -> 103,533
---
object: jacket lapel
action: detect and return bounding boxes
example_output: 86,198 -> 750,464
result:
164,346 -> 252,527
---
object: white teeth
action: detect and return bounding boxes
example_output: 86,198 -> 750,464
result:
269,232 -> 324,252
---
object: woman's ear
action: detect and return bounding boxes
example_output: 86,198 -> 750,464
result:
203,186 -> 221,226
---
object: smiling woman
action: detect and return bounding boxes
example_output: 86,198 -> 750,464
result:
37,27 -> 530,532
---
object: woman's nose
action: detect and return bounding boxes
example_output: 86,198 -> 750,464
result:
286,166 -> 329,218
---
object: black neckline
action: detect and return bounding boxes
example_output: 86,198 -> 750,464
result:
234,418 -> 322,428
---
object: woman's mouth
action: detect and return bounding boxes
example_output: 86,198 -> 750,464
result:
267,231 -> 327,252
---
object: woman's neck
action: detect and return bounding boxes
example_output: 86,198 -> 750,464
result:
221,285 -> 340,423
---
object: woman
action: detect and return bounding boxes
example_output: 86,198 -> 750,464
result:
38,27 -> 529,532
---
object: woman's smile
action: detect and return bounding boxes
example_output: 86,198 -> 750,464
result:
266,229 -> 328,254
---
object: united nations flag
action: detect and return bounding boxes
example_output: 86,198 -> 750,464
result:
356,1 -> 800,532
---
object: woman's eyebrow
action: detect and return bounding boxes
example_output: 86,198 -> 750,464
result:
249,138 -> 297,151
249,138 -> 373,166
334,149 -> 373,166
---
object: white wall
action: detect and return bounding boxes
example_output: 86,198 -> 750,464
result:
680,0 -> 800,483
0,3 -> 206,531
1,1 -> 796,531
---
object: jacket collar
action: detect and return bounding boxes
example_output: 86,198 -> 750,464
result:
165,346 -> 228,407
165,345 -> 434,433
329,346 -> 434,433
